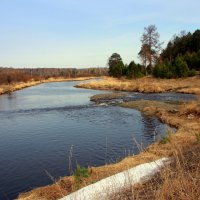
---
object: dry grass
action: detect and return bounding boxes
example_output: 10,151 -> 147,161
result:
18,177 -> 75,200
90,93 -> 127,102
109,143 -> 200,200
180,101 -> 200,117
0,77 -> 95,95
76,76 -> 200,94
0,81 -> 42,95
18,96 -> 200,200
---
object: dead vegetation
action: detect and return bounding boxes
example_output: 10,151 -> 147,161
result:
109,143 -> 200,200
90,93 -> 127,102
76,76 -> 200,94
180,101 -> 200,117
0,77 -> 95,95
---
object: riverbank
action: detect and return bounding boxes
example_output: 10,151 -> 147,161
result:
0,77 -> 95,95
111,143 -> 200,200
18,91 -> 200,200
76,76 -> 200,94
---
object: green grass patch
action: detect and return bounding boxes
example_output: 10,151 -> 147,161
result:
159,130 -> 173,144
194,132 -> 200,144
73,165 -> 90,183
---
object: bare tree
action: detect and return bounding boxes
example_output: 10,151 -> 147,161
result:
138,25 -> 163,73
138,44 -> 151,75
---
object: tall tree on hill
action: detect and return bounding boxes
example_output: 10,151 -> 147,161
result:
138,25 -> 163,74
108,53 -> 124,78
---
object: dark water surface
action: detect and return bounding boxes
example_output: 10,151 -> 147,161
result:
0,81 -> 195,199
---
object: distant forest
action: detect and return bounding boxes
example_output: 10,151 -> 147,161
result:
0,67 -> 108,85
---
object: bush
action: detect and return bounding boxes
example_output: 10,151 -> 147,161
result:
73,165 -> 90,182
153,57 -> 192,79
126,61 -> 144,78
174,56 -> 189,77
153,61 -> 175,79
184,51 -> 200,70
159,130 -> 173,144
194,132 -> 200,144
188,69 -> 197,77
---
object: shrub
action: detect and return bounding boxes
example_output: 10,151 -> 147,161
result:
153,61 -> 175,79
73,165 -> 90,182
126,61 -> 144,78
159,130 -> 173,144
188,69 -> 197,77
194,132 -> 200,144
174,56 -> 189,77
153,57 -> 191,79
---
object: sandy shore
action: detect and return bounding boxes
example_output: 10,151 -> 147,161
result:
0,77 -> 95,95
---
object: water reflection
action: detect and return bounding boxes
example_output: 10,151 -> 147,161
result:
142,113 -> 158,140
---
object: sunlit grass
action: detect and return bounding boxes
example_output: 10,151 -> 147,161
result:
77,76 -> 200,94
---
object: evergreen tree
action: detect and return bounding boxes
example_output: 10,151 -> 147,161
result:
161,29 -> 200,70
108,53 -> 125,78
126,61 -> 143,78
174,56 -> 189,77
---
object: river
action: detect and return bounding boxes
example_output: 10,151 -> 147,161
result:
0,81 -> 195,199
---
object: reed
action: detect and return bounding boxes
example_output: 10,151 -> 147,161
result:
109,143 -> 200,200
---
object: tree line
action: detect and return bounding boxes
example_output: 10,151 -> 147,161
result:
155,29 -> 200,78
108,26 -> 200,79
0,67 -> 108,85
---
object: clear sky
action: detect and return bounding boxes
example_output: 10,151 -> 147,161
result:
0,0 -> 199,68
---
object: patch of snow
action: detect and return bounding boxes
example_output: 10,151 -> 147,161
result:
59,157 -> 169,200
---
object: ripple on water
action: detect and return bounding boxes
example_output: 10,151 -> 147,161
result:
0,82 -> 187,200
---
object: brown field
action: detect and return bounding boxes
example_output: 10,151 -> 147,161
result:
18,94 -> 200,200
76,76 -> 200,94
0,77 -> 95,95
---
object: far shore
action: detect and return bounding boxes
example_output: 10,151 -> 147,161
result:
0,77 -> 96,95
76,76 -> 200,95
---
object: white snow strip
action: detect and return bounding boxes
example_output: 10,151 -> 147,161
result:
59,157 -> 169,200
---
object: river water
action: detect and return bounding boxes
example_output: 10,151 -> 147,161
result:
0,81 -> 195,199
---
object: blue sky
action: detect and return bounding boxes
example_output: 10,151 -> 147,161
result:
0,0 -> 199,68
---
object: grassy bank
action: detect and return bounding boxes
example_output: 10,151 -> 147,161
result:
0,77 -> 95,95
76,76 -> 200,94
18,94 -> 200,200
110,143 -> 200,200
